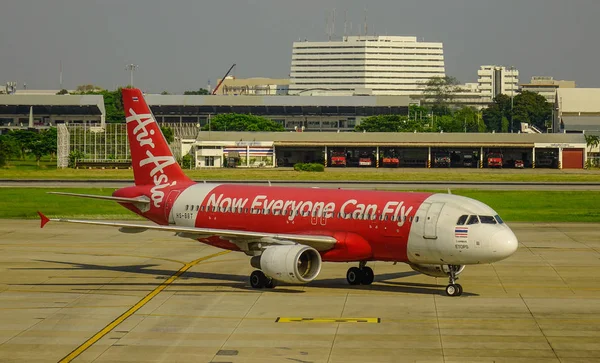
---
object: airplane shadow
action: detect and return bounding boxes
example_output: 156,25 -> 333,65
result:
11,260 -> 478,297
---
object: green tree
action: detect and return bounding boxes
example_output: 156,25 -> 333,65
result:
160,125 -> 174,143
184,88 -> 210,95
56,89 -> 69,95
0,134 -> 20,162
160,91 -> 171,95
24,128 -> 57,165
209,113 -> 284,131
454,107 -> 485,133
9,129 -> 38,159
512,91 -> 552,131
356,115 -> 405,132
482,94 -> 512,132
422,76 -> 461,114
74,88 -> 125,123
408,104 -> 430,121
585,134 -> 600,151
0,138 -> 10,167
76,84 -> 103,92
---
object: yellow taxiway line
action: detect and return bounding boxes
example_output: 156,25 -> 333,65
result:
276,317 -> 380,323
58,250 -> 230,363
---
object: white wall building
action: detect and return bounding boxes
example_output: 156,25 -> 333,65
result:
289,35 -> 446,96
521,76 -> 576,104
477,66 -> 519,102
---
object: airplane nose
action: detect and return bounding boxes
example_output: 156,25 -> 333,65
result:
490,228 -> 518,260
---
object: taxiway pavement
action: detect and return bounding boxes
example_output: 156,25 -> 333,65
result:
1,220 -> 599,362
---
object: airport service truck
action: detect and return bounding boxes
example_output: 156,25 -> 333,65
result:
487,152 -> 503,168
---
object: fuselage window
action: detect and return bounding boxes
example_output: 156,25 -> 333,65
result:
414,216 -> 418,222
201,206 -> 205,212
195,205 -> 199,211
466,215 -> 480,225
494,215 -> 504,224
479,215 -> 497,224
185,205 -> 189,211
456,215 -> 468,225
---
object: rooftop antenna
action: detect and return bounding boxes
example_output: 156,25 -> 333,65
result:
332,8 -> 336,39
59,60 -> 63,90
344,10 -> 347,37
364,8 -> 368,36
325,11 -> 330,40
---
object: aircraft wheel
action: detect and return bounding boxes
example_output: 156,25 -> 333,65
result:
445,284 -> 462,297
264,278 -> 276,289
250,270 -> 267,289
346,267 -> 363,285
455,283 -> 463,296
361,266 -> 374,285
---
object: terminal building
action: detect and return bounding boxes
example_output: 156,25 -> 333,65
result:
0,94 -> 105,130
144,94 -> 412,132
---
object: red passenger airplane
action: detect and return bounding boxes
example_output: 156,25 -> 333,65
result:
38,88 -> 518,296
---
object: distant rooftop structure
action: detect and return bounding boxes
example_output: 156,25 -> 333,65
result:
213,77 -> 290,96
521,76 -> 576,104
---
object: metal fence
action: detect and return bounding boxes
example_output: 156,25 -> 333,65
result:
57,123 -> 198,168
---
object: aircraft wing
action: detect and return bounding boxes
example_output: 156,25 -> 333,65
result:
37,212 -> 337,252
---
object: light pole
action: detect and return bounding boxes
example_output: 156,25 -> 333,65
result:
509,66 -> 515,133
125,64 -> 139,87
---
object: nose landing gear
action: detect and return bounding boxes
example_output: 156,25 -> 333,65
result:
346,262 -> 374,286
445,265 -> 463,296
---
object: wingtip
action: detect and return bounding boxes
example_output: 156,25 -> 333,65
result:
37,211 -> 50,228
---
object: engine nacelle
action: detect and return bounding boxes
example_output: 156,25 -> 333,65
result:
409,264 -> 465,278
251,245 -> 321,284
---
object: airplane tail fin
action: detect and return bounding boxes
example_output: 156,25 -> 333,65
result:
122,88 -> 192,186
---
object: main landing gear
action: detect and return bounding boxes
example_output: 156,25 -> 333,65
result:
445,265 -> 463,297
250,270 -> 276,289
346,261 -> 374,286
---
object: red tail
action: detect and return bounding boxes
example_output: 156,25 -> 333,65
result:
122,88 -> 192,186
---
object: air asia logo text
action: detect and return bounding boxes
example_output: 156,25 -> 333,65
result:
207,194 -> 413,226
126,109 -> 177,208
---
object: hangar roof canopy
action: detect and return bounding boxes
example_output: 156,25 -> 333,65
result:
195,131 -> 586,148
0,94 -> 105,116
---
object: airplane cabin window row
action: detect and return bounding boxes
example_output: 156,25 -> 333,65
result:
182,204 -> 418,223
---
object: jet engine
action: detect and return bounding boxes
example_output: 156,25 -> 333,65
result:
409,264 -> 465,278
250,245 -> 321,284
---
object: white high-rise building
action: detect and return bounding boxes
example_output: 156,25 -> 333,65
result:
289,35 -> 446,96
477,65 -> 519,102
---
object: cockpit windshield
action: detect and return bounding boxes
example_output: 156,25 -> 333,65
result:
479,215 -> 497,224
466,215 -> 479,225
456,215 -> 468,225
494,215 -> 504,224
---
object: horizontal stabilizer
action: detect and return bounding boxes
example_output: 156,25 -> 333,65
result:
47,192 -> 150,204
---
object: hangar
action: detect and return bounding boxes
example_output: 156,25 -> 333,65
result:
187,131 -> 587,169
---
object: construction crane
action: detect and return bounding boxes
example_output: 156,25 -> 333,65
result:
212,63 -> 236,95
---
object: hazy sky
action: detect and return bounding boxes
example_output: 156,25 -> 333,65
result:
1,0 -> 598,93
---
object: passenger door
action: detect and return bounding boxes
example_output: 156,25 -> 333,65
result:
423,202 -> 445,239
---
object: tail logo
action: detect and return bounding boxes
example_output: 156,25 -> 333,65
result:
126,108 -> 177,208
